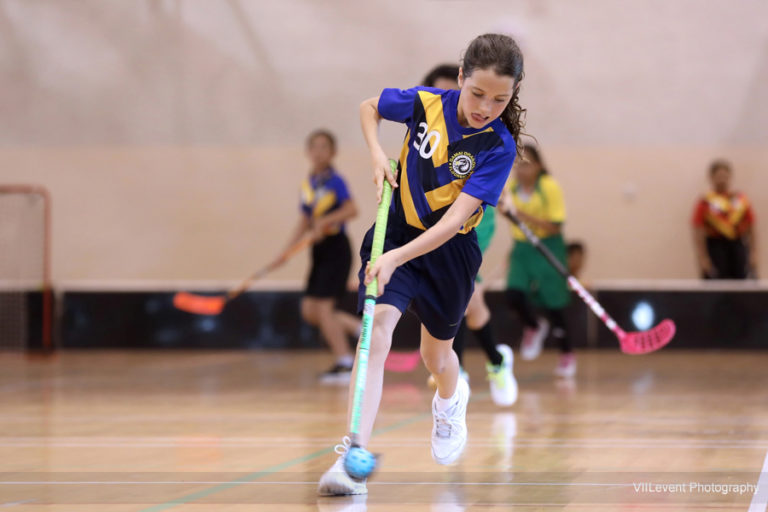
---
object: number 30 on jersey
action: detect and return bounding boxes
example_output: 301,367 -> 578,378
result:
412,122 -> 441,159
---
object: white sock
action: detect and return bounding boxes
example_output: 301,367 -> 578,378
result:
337,355 -> 354,368
435,384 -> 460,412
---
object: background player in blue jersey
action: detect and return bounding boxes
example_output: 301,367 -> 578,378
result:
271,129 -> 361,383
421,63 -> 518,407
319,34 -> 526,496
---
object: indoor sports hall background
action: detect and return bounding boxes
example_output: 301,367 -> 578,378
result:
1,1 -> 767,511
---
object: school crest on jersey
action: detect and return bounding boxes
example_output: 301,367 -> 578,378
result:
448,151 -> 476,178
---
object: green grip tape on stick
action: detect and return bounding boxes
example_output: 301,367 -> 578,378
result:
365,161 -> 395,297
349,159 -> 396,441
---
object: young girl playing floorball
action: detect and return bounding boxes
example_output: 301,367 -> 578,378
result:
319,33 -> 525,495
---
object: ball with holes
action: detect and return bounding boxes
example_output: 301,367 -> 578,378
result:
344,446 -> 376,479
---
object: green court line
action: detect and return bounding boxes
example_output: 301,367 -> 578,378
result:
137,412 -> 430,512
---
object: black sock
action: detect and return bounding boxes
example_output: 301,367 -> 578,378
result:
471,321 -> 503,366
546,308 -> 572,353
505,289 -> 539,328
452,319 -> 466,367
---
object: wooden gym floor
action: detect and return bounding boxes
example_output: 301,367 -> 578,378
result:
0,350 -> 767,511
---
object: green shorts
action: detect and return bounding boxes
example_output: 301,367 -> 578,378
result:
474,207 -> 496,283
506,234 -> 571,309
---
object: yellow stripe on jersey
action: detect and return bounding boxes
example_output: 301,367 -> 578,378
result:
509,174 -> 566,241
424,181 -> 463,211
397,132 -> 427,230
300,179 -> 314,206
416,90 -> 484,233
313,191 -> 337,218
417,91 -> 450,169
462,209 -> 484,234
462,127 -> 494,139
424,180 -> 485,234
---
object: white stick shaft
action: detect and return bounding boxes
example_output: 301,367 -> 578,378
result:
567,276 -> 622,334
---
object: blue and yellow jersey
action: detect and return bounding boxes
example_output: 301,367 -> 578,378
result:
300,167 -> 351,234
509,173 -> 566,241
378,87 -> 517,234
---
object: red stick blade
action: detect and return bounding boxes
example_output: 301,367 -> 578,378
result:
384,350 -> 421,372
173,292 -> 226,315
620,319 -> 676,354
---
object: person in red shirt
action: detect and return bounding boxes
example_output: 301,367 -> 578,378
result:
692,159 -> 758,279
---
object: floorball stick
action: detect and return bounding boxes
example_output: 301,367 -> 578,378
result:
343,159 -> 397,479
501,208 -> 675,354
173,235 -> 312,315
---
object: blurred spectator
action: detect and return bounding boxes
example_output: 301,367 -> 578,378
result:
567,241 -> 586,279
692,159 -> 757,279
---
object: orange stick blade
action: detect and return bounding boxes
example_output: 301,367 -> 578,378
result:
173,292 -> 227,315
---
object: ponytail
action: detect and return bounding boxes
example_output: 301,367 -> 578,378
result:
501,86 -> 526,157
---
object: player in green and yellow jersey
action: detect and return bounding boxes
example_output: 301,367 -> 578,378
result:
503,144 -> 575,378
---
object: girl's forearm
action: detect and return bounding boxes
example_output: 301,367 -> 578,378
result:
389,194 -> 482,266
389,222 -> 457,266
360,97 -> 383,154
359,95 -> 398,201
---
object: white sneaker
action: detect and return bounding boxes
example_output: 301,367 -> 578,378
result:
317,437 -> 368,496
431,377 -> 469,465
520,317 -> 550,360
487,344 -> 518,407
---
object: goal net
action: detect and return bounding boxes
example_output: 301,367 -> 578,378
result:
0,185 -> 52,351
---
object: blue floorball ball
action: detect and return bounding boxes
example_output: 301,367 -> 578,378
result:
344,446 -> 376,479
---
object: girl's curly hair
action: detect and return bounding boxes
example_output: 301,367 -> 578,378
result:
462,34 -> 526,155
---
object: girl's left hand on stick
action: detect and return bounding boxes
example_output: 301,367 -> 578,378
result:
372,150 -> 397,204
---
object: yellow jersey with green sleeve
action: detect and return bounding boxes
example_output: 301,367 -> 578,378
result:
299,167 -> 351,235
377,87 -> 517,234
509,174 -> 566,241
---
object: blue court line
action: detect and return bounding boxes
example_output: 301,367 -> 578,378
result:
137,412 -> 430,512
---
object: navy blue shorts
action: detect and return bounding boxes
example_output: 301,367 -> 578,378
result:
306,232 -> 351,302
357,215 -> 482,340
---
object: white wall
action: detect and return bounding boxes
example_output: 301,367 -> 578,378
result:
1,0 -> 766,282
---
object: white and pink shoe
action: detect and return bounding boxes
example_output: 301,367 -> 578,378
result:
520,318 -> 550,360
